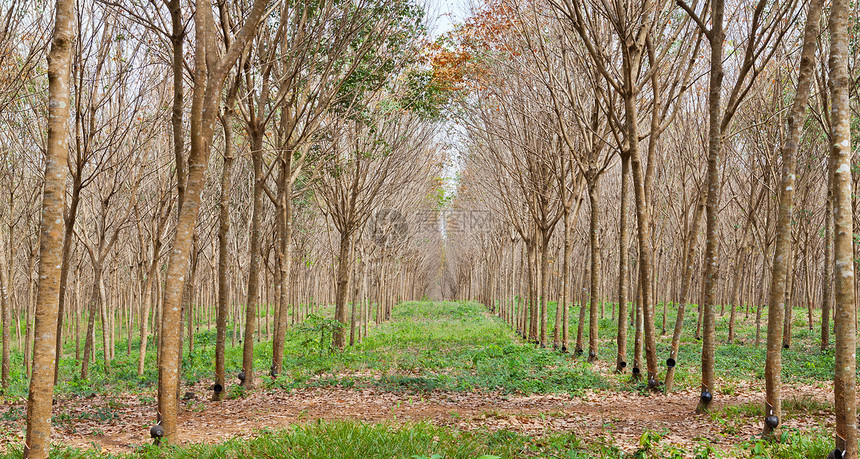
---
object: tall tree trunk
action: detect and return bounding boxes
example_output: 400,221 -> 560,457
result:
241,136 -> 264,388
561,214 -> 573,351
97,274 -> 111,374
81,271 -> 101,380
333,231 -> 351,348
632,277 -> 643,378
271,166 -> 293,376
0,257 -> 9,389
214,114 -> 235,400
575,266 -> 587,355
24,251 -> 36,376
157,0 -> 266,439
24,0 -> 74,454
587,174 -> 600,362
822,172 -> 833,350
782,249 -> 796,349
761,0 -> 822,436
616,155 -> 630,372
138,254 -> 159,375
625,92 -> 658,388
349,252 -> 359,346
3,195 -> 14,387
526,238 -> 538,342
697,0 -> 725,413
829,0 -> 856,453
538,230 -> 550,348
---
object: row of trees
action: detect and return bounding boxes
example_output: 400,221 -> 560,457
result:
442,0 -> 858,454
2,0 -> 449,456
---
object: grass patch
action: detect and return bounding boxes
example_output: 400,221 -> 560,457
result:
742,428 -> 832,458
0,420 -> 591,458
268,301 -> 606,396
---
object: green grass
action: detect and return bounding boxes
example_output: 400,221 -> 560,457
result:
2,298 -> 843,400
507,298 -> 846,392
275,301 -> 605,396
742,428 -> 833,458
2,301 -> 604,401
0,419 -> 720,458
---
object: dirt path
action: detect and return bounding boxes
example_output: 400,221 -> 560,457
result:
3,380 -> 830,456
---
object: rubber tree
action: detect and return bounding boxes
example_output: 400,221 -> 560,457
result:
761,0 -> 822,439
556,0 -> 695,388
828,0 -> 856,454
213,77 -> 240,400
157,0 -> 267,442
677,0 -> 798,412
24,0 -> 75,455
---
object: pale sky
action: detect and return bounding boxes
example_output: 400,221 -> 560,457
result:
425,0 -> 470,37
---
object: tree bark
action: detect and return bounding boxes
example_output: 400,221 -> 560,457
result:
24,0 -> 74,454
52,178 -> 80,384
241,133 -> 264,388
586,173 -> 600,362
822,170 -> 833,350
157,0 -> 267,441
538,229 -> 550,348
697,0 -> 725,413
625,94 -> 658,389
762,0 -> 822,437
829,0 -> 856,453
214,113 -> 235,400
0,256 -> 9,389
616,154 -> 630,372
271,162 -> 293,375
334,230 -> 351,348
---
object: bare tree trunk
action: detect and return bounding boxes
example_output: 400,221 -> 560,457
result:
696,0 -> 725,413
616,155 -> 630,372
761,0 -> 821,436
23,248 -> 36,375
138,249 -> 159,375
575,275 -> 587,354
157,0 -> 266,440
526,238 -> 538,342
538,230 -> 550,348
561,215 -> 572,351
782,249 -> 796,349
349,251 -> 359,346
81,271 -> 101,380
52,180 -> 81,384
334,231 -> 351,348
241,136 -> 264,388
24,0 -> 74,454
822,175 -> 833,350
2,195 -> 14,387
97,274 -> 111,374
74,269 -> 80,360
214,113 -> 235,400
632,277 -> 643,379
586,174 -> 600,362
727,229 -> 750,344
272,170 -> 293,376
829,0 -> 856,453
626,96 -> 658,388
